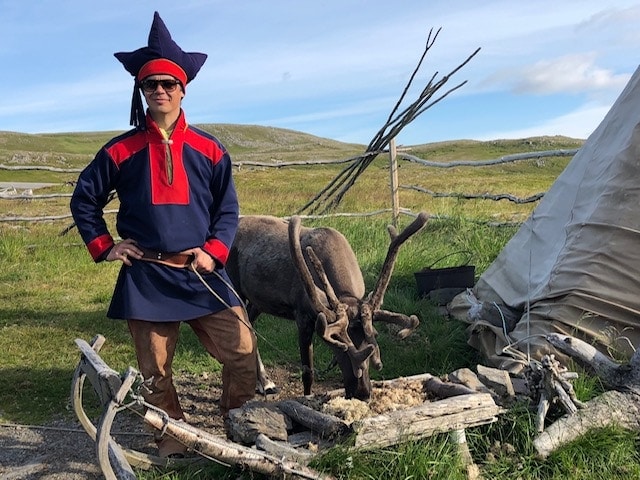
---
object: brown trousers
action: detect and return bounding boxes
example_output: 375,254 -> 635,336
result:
128,306 -> 257,420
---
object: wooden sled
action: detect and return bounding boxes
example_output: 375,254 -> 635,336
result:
70,335 -> 335,480
70,334 -> 197,480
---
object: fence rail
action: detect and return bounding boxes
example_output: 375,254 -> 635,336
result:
0,147 -> 578,224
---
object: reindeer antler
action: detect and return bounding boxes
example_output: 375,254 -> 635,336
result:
306,246 -> 361,355
288,216 -> 335,322
372,310 -> 420,338
361,303 -> 382,370
361,212 -> 427,347
367,211 -> 429,310
289,216 -> 353,352
315,313 -> 350,352
306,246 -> 341,311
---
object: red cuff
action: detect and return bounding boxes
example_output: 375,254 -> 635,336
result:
203,238 -> 229,266
87,234 -> 114,262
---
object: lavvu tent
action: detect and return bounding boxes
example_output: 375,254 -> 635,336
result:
449,65 -> 640,373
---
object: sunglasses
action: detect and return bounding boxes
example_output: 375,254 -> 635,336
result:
140,79 -> 182,93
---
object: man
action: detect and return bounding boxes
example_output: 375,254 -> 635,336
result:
70,11 -> 257,458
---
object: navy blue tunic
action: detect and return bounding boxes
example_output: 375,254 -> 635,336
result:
70,111 -> 242,321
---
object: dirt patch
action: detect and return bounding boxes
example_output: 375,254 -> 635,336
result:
0,365 -> 343,479
0,365 -> 435,479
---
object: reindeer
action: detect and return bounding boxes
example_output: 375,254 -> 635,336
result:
226,213 -> 428,400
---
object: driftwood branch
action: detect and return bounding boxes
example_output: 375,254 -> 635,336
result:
398,149 -> 578,168
0,210 -> 118,223
297,28 -> 481,215
401,185 -> 545,204
533,333 -> 640,457
545,333 -> 640,395
534,390 -> 640,458
1,192 -> 73,200
0,163 -> 82,173
233,157 -> 362,168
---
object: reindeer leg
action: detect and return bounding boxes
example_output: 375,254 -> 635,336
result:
255,350 -> 278,396
247,305 -> 278,396
298,319 -> 315,396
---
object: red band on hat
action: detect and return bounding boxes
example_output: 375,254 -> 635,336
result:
137,59 -> 187,85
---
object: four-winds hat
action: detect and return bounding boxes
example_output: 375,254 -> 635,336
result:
114,11 -> 207,129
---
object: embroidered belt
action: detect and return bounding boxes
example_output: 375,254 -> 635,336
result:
138,247 -> 194,268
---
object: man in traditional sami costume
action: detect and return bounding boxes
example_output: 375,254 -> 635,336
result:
70,11 -> 257,458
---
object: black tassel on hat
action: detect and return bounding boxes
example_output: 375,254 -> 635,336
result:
130,82 -> 147,129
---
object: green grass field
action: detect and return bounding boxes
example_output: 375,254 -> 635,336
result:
3,126 -> 637,479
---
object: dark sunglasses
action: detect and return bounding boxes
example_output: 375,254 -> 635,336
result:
140,79 -> 182,93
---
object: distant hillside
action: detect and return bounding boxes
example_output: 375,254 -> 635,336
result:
0,125 -> 365,168
405,135 -> 584,162
0,125 -> 584,170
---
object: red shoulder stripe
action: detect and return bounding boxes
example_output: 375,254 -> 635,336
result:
184,129 -> 225,164
106,132 -> 147,167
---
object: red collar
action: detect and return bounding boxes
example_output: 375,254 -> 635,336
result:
144,110 -> 188,143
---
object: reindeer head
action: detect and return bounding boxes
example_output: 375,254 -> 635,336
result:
288,213 -> 428,400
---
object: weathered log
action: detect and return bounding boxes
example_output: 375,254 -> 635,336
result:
255,433 -> 315,464
534,390 -> 640,458
546,333 -> 640,395
424,374 -> 478,398
532,333 -> 640,457
144,410 -> 335,480
287,431 -> 323,448
227,402 -> 290,444
352,393 -> 503,449
276,400 -> 351,439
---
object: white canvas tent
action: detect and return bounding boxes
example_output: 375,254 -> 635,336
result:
450,65 -> 640,373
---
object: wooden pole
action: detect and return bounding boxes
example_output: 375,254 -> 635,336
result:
389,138 -> 399,227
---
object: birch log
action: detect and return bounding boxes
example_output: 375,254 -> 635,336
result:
144,410 -> 335,480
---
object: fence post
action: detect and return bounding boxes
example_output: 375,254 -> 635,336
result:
389,137 -> 399,227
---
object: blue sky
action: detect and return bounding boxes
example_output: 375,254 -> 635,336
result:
1,1 -> 639,145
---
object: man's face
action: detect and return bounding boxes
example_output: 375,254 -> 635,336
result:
140,75 -> 184,118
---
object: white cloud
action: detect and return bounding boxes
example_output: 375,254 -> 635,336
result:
511,54 -> 631,95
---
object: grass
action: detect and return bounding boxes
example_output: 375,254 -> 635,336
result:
2,126 -> 636,479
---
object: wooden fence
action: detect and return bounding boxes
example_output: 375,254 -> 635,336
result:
0,146 -> 579,224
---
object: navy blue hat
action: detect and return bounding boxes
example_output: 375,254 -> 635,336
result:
114,12 -> 208,128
